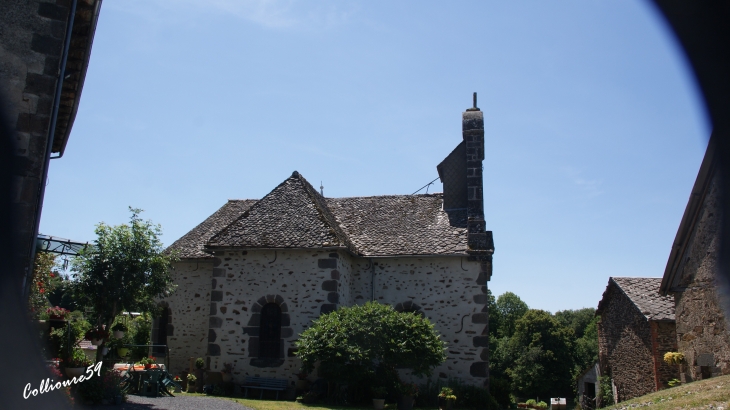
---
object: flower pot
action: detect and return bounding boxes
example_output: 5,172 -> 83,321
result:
117,348 -> 129,357
373,398 -> 385,409
49,315 -> 66,321
397,395 -> 414,410
221,372 -> 232,382
90,338 -> 103,346
113,330 -> 124,339
144,364 -> 152,370
438,397 -> 454,410
187,383 -> 196,393
65,367 -> 85,378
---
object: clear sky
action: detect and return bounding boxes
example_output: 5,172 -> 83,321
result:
40,0 -> 710,313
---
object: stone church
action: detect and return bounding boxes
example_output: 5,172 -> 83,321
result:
159,103 -> 495,390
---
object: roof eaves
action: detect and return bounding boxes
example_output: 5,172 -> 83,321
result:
660,135 -> 717,296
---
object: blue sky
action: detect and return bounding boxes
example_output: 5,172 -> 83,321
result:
40,0 -> 710,313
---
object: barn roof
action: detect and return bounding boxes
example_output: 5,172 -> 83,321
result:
169,171 -> 489,258
597,277 -> 675,321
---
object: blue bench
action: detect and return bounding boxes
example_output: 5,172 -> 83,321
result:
242,376 -> 288,400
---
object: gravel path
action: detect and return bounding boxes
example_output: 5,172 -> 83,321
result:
84,394 -> 255,410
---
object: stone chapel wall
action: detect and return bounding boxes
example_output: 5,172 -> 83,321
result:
204,249 -> 352,388
164,260 -> 214,376
351,257 -> 487,386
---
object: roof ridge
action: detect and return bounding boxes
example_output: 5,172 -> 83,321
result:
293,172 -> 359,254
608,277 -> 673,321
207,176 -> 297,247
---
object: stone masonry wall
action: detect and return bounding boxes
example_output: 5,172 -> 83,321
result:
204,249 -> 351,391
349,256 -> 486,386
172,249 -> 489,390
597,285 -> 655,402
162,260 -> 214,376
650,321 -> 679,388
1,0 -> 70,283
674,175 -> 730,381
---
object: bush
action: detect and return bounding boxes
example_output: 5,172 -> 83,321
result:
195,357 -> 205,369
296,301 -> 446,386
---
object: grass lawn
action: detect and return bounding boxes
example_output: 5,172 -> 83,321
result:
179,392 -> 438,410
599,374 -> 730,410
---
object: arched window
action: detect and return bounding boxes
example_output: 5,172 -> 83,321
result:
259,303 -> 282,358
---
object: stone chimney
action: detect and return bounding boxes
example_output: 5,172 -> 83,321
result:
438,94 -> 493,268
463,99 -> 488,254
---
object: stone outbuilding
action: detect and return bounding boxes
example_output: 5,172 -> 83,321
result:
576,361 -> 600,409
659,135 -> 730,381
596,277 -> 678,402
160,103 -> 495,391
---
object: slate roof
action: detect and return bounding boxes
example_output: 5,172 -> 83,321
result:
170,171 -> 482,258
208,172 -> 352,250
326,195 -> 468,256
166,199 -> 257,259
597,277 -> 675,321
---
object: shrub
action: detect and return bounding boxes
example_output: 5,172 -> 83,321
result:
296,301 -> 446,386
195,357 -> 205,369
663,352 -> 685,365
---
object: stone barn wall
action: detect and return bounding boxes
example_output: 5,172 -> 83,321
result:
650,321 -> 679,388
673,176 -> 730,381
597,285 -> 655,401
162,260 -> 214,376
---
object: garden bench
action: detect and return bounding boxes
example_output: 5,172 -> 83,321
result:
242,376 -> 288,400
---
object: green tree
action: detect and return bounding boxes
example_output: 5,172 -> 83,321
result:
507,309 -> 574,400
573,316 -> 599,376
554,307 -> 595,339
496,292 -> 529,338
72,208 -> 177,360
295,301 -> 446,385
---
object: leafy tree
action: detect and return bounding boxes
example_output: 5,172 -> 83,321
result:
486,289 -> 500,339
71,208 -> 177,360
506,309 -> 574,400
496,292 -> 529,338
554,307 -> 595,339
296,301 -> 446,386
573,316 -> 599,376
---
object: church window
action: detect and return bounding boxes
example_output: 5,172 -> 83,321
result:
259,303 -> 282,358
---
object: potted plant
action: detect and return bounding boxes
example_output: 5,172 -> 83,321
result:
137,356 -> 156,370
438,387 -> 457,410
111,322 -> 127,339
186,373 -> 197,393
173,376 -> 183,393
194,357 -> 205,392
221,362 -> 233,382
397,382 -> 418,410
85,328 -> 108,346
372,386 -> 387,410
46,306 -> 70,321
64,348 -> 91,377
